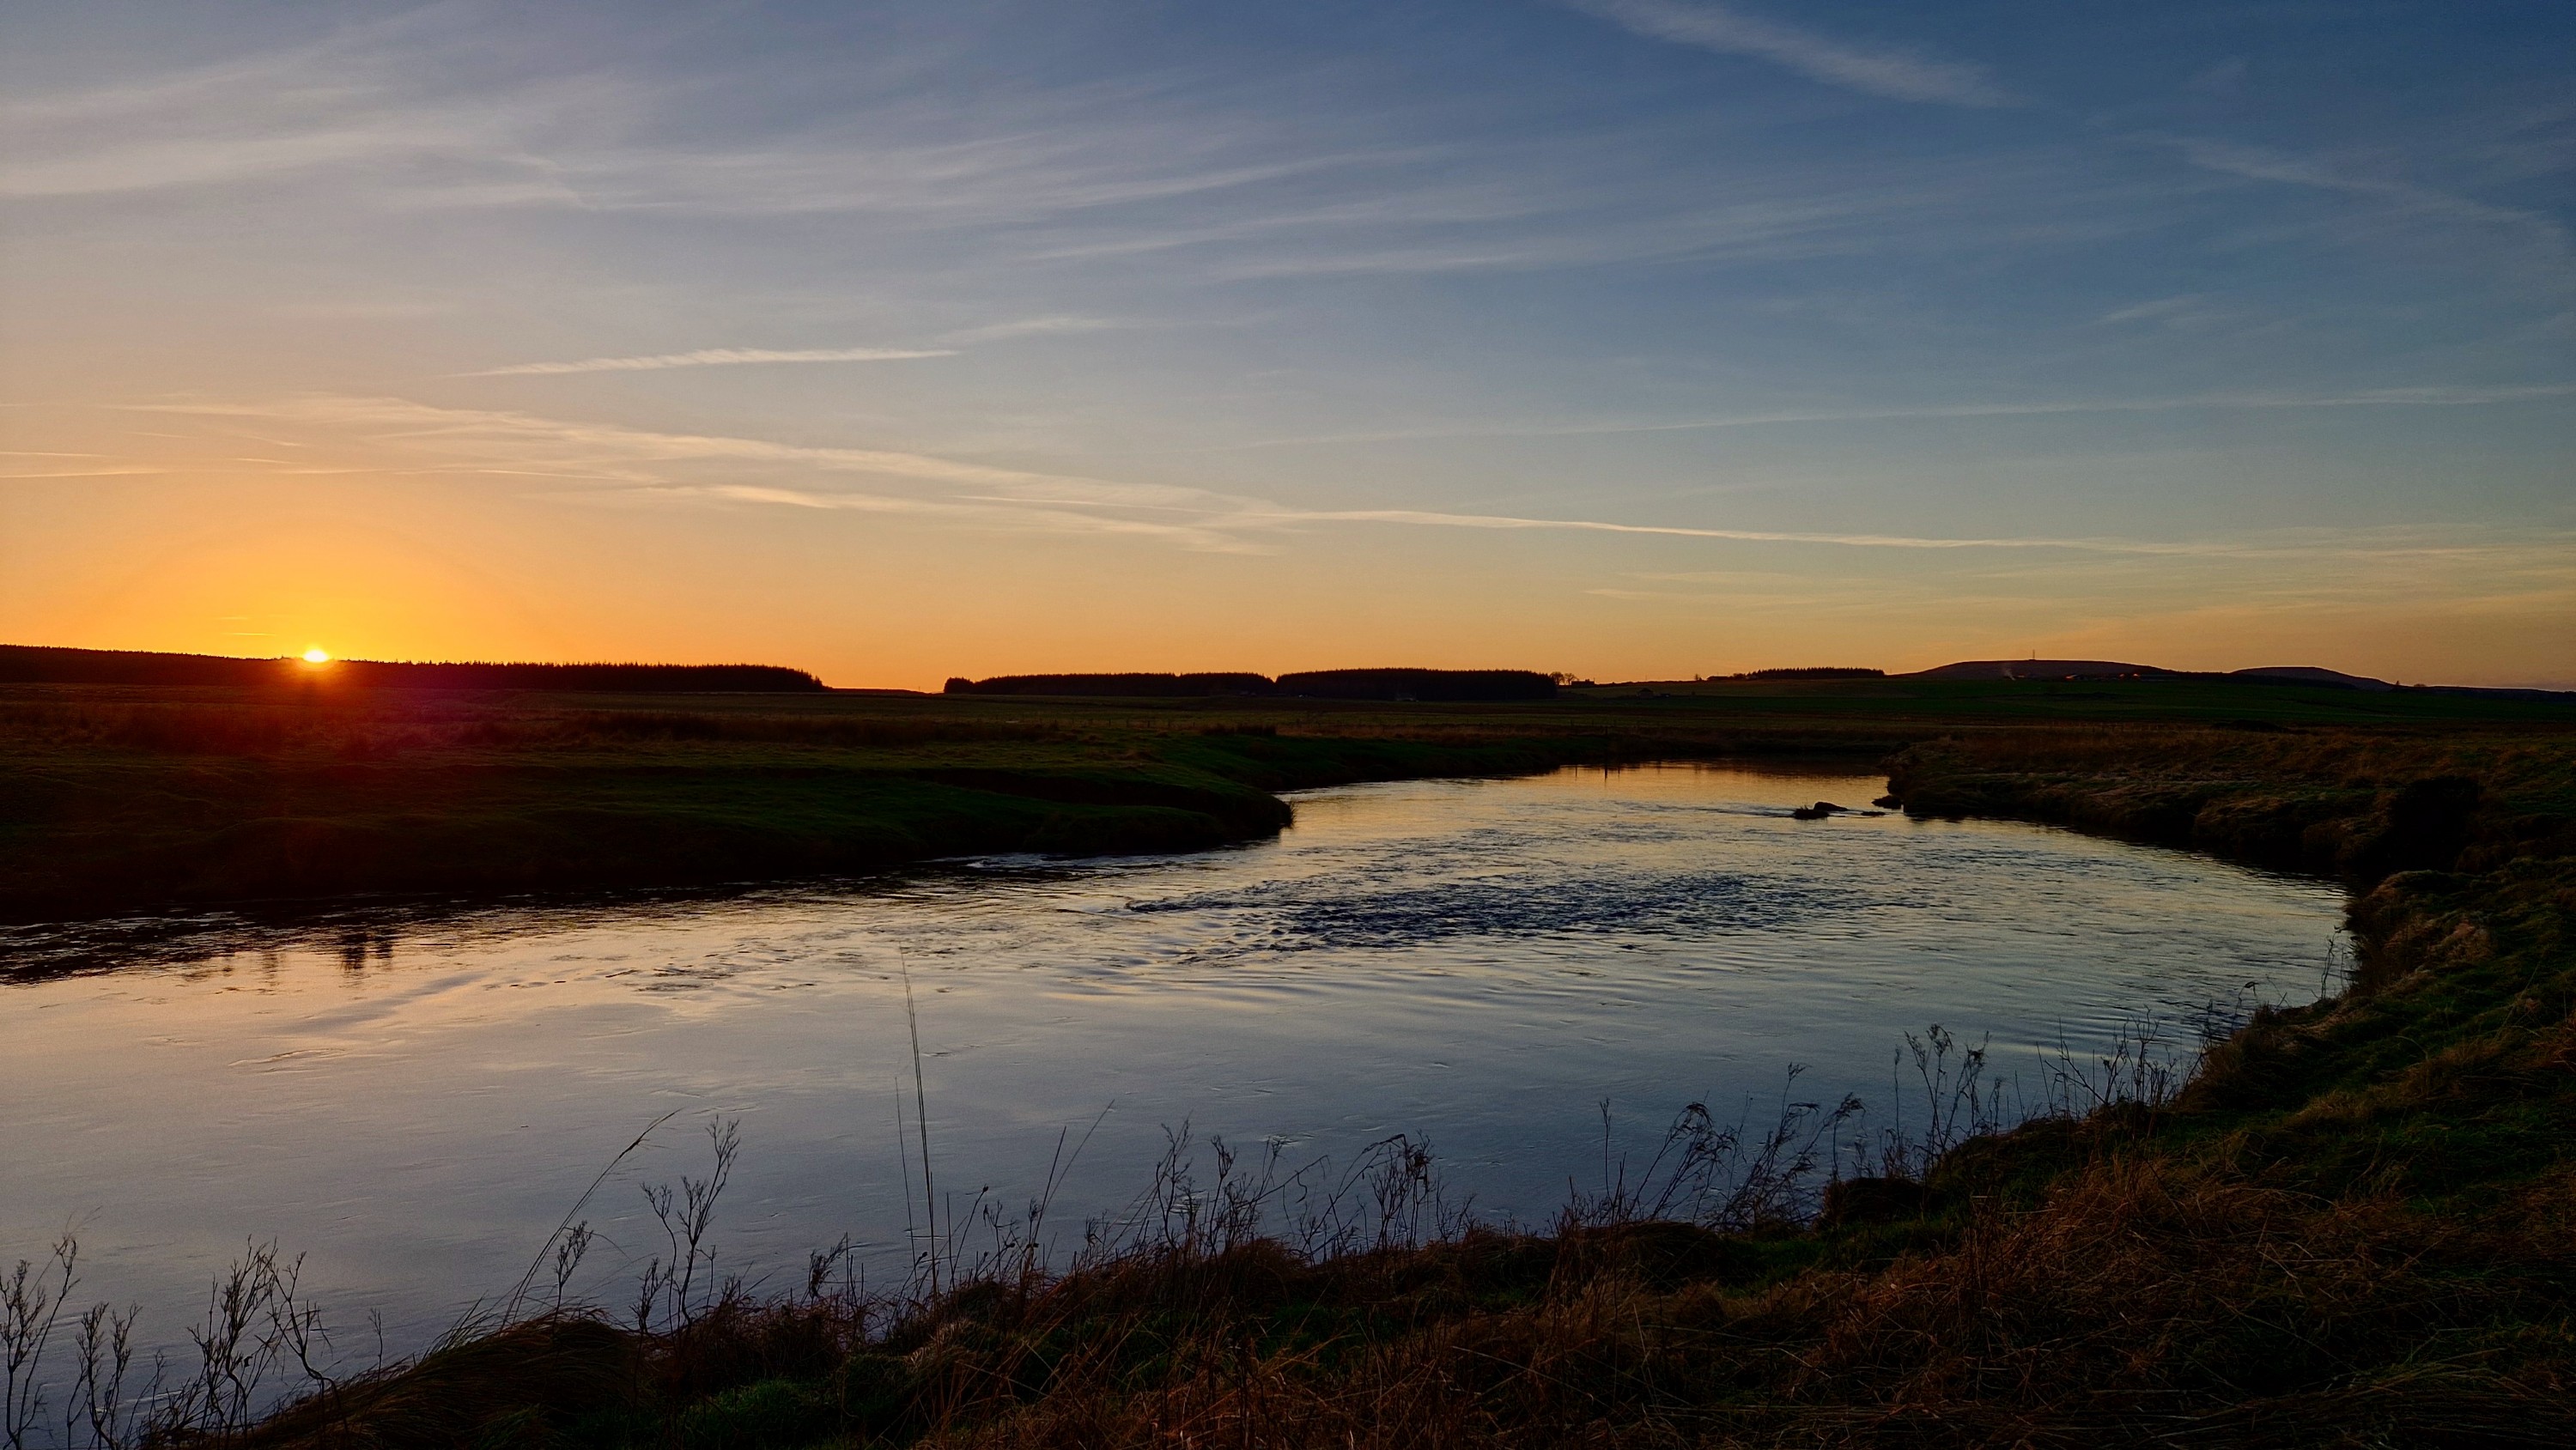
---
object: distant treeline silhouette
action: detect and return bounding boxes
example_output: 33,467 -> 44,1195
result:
940,672 -> 1273,698
1728,667 -> 1886,680
1284,669 -> 1558,701
0,645 -> 823,692
945,668 -> 1558,701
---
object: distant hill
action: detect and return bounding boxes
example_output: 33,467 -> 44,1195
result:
945,668 -> 1557,701
2233,666 -> 2396,692
1899,658 -> 2564,701
1906,658 -> 2173,682
0,645 -> 824,693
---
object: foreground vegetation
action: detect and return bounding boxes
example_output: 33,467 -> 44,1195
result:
4,678 -> 2569,1446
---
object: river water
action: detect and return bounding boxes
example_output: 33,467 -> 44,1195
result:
2,763 -> 2344,1362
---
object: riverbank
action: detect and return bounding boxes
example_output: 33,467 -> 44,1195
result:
1885,725 -> 2576,883
0,689 -> 1616,923
1,676 -> 2551,925
21,713 -> 2563,1447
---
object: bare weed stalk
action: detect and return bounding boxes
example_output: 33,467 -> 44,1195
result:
502,1107 -> 678,1320
634,1118 -> 744,1335
1574,1067 -> 1867,1231
901,960 -> 940,1295
3,1237 -> 78,1450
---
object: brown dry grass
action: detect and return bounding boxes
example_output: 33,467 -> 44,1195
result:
189,1151 -> 2575,1449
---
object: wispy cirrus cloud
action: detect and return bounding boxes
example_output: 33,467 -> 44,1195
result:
135,395 -> 1243,518
1257,507 -> 2234,555
0,9 -> 1406,229
2093,294 -> 2221,327
125,393 -> 2570,568
2166,137 -> 2565,238
0,2 -> 2105,295
0,11 -> 615,203
1193,380 -> 2576,451
2154,134 -> 2575,294
671,482 -> 1260,550
936,316 -> 1132,344
1564,0 -> 2013,108
465,347 -> 956,377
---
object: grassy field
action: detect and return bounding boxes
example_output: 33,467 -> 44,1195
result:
0,689 -> 1600,924
0,673 -> 2557,925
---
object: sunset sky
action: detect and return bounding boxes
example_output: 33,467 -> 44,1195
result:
4,0 -> 2570,689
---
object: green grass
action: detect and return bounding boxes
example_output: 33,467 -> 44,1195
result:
1,675 -> 2563,922
0,691 -> 1597,921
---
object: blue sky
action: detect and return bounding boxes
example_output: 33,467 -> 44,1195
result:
3,1 -> 2570,684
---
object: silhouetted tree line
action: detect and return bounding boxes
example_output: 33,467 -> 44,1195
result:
939,671 -> 1273,698
943,668 -> 1558,701
0,645 -> 824,692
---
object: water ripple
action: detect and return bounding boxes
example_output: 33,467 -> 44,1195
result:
1127,870 -> 1860,949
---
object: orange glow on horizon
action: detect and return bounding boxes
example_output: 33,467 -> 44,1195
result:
301,648 -> 331,664
5,466 -> 2567,692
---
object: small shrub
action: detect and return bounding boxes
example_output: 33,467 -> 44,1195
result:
676,1378 -> 835,1450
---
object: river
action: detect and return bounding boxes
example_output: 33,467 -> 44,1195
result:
2,762 -> 2345,1366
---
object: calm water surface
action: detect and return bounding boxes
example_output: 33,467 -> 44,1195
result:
3,764 -> 2344,1355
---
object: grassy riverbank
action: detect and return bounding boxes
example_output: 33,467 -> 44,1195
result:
0,674 -> 2553,924
12,695 -> 2568,1447
0,689 -> 1605,923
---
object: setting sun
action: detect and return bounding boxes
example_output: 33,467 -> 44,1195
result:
301,647 -> 331,664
